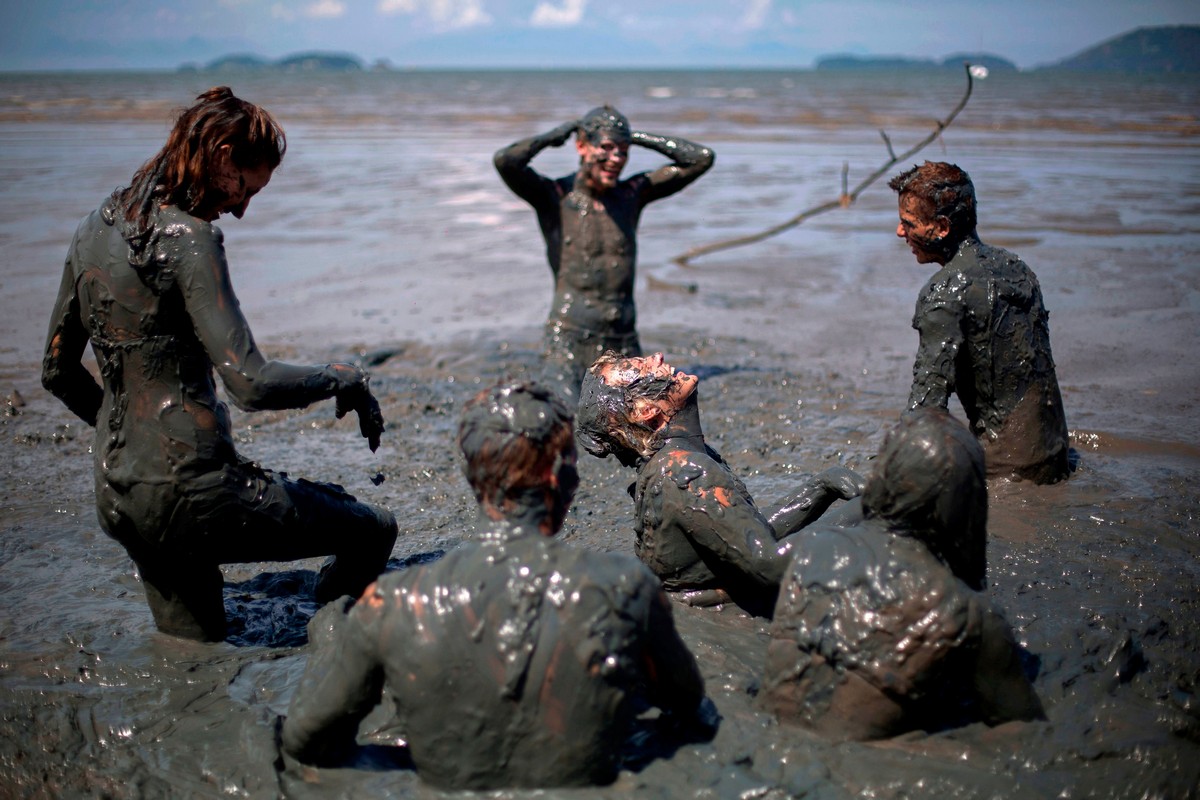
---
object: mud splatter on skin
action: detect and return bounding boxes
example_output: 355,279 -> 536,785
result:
493,107 -> 714,392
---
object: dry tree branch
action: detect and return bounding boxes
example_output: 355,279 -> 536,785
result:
670,62 -> 977,266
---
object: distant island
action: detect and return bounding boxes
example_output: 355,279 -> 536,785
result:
816,54 -> 1017,72
810,25 -> 1197,74
180,52 -> 367,73
183,25 -> 1199,75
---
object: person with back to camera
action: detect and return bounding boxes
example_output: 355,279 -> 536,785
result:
576,351 -> 865,617
890,160 -> 1071,484
281,381 -> 709,790
494,105 -> 714,396
762,408 -> 1045,740
41,87 -> 398,642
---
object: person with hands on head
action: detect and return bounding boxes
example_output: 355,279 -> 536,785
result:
282,381 -> 710,790
494,106 -> 715,396
42,86 -> 397,642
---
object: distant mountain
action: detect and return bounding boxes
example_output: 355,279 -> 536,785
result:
189,52 -> 364,73
816,53 -> 1016,72
202,54 -> 270,72
276,53 -> 363,73
1039,25 -> 1200,73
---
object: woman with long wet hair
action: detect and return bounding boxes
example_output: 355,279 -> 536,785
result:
42,87 -> 397,641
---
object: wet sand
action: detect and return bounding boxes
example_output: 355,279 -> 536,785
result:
2,70 -> 1199,797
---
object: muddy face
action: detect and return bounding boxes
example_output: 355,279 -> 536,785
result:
896,192 -> 949,265
576,133 -> 630,194
598,353 -> 699,423
205,148 -> 273,221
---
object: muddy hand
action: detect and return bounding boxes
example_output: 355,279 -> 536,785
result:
336,381 -> 385,452
547,120 -> 580,147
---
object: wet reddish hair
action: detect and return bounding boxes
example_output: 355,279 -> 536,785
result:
888,161 -> 977,238
458,382 -> 576,523
116,86 -> 286,234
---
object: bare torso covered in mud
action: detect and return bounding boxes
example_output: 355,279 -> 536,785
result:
494,115 -> 713,388
910,236 -> 1070,482
282,521 -> 703,789
42,196 -> 395,640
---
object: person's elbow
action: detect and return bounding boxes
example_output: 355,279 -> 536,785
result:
493,149 -> 518,175
217,369 -> 277,412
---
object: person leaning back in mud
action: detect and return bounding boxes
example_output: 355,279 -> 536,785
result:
890,160 -> 1071,484
493,106 -> 714,397
576,352 -> 864,618
41,86 -> 396,642
762,408 -> 1045,740
282,381 -> 711,791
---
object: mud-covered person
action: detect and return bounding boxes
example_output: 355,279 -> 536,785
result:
281,382 -> 709,790
41,87 -> 397,642
891,161 -> 1071,484
576,352 -> 864,617
493,106 -> 714,395
762,408 -> 1044,740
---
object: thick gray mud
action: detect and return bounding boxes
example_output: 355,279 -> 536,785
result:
2,329 -> 1197,799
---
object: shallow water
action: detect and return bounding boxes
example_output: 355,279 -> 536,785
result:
1,69 -> 1198,797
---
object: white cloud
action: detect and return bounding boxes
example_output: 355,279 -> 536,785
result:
737,0 -> 771,31
305,0 -> 346,18
271,3 -> 296,21
378,0 -> 492,28
530,0 -> 587,28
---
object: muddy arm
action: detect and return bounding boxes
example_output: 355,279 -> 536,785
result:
493,121 -> 577,207
282,603 -> 386,765
671,479 -> 792,596
973,608 -> 1045,724
174,223 -> 374,413
632,131 -> 715,204
41,255 -> 101,426
908,286 -> 964,410
764,467 -> 866,537
643,588 -> 705,713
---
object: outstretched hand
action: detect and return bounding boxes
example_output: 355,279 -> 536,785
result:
336,380 -> 385,452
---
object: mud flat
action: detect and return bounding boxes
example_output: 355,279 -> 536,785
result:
1,69 -> 1198,797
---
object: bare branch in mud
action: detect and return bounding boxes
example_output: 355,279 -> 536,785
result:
670,62 -> 976,267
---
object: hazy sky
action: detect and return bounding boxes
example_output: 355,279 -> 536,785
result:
2,0 -> 1197,71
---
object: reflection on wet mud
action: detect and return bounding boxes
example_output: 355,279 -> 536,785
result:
2,333 -> 1197,797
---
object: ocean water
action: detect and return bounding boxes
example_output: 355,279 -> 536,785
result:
1,69 -> 1198,797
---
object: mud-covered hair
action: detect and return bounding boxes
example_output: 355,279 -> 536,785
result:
888,161 -> 977,239
576,351 -> 674,468
862,408 -> 988,590
579,104 -> 631,144
458,381 -> 575,518
114,86 -> 286,242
